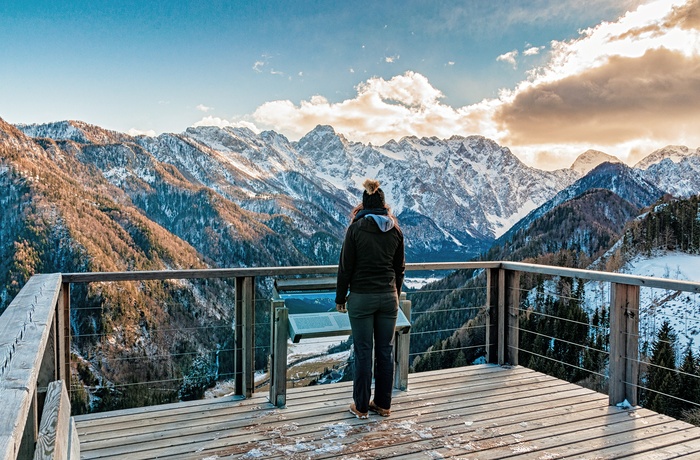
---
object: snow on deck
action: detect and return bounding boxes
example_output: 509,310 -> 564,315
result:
74,364 -> 700,459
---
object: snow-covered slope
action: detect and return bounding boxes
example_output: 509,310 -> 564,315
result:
570,149 -> 622,175
295,126 -> 577,241
584,252 -> 700,354
634,145 -> 699,170
13,119 -> 700,262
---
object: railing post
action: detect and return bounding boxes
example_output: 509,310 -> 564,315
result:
504,270 -> 520,366
269,300 -> 288,407
486,268 -> 498,363
394,293 -> 411,390
234,276 -> 255,398
609,282 -> 640,406
486,268 -> 520,365
58,282 -> 71,385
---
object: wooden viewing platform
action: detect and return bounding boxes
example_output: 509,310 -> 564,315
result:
6,263 -> 700,459
74,364 -> 700,459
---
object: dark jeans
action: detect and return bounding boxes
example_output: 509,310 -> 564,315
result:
347,291 -> 398,413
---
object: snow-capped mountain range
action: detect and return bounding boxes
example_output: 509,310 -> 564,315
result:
8,119 -> 700,263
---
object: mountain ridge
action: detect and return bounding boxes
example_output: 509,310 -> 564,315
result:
6,115 -> 700,412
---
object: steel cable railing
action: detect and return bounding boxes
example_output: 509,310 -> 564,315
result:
54,264 -> 700,421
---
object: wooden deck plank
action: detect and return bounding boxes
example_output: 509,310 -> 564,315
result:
75,367 -> 551,441
260,397 -> 646,460
76,370 -> 571,438
77,372 -> 592,459
75,365 -> 700,460
77,375 -> 577,458
77,374 -> 576,456
74,364 -> 526,432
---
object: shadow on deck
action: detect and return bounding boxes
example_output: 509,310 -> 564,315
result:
74,364 -> 700,459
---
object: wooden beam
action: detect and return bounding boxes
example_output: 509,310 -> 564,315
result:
501,261 -> 700,293
609,282 -> 640,406
497,269 -> 506,365
485,268 -> 499,364
0,274 -> 62,460
234,277 -> 255,399
487,269 -> 520,366
505,270 -> 520,366
234,279 -> 243,397
33,380 -> 72,460
57,283 -> 71,385
60,262 -> 499,284
60,261 -> 700,293
68,418 -> 80,460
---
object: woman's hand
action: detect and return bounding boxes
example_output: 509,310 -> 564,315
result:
336,303 -> 347,313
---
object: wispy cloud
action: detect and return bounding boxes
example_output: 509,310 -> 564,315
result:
196,104 -> 213,113
385,54 -> 400,63
523,46 -> 542,56
229,0 -> 700,170
497,50 -> 519,68
252,54 -> 276,74
252,54 -> 287,77
252,60 -> 265,73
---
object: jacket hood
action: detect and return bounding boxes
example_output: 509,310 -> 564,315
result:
365,214 -> 395,232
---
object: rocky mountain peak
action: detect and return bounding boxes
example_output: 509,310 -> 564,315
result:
16,120 -> 133,145
634,145 -> 699,170
570,149 -> 622,175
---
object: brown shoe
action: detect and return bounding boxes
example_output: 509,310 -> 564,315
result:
369,400 -> 391,417
349,403 -> 368,419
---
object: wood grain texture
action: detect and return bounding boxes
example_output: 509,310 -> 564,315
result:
60,261 -> 700,293
0,274 -> 62,460
74,365 -> 700,459
33,380 -> 70,460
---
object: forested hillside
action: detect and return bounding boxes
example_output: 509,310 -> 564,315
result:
1,119 -> 237,412
410,187 -> 641,372
411,191 -> 700,424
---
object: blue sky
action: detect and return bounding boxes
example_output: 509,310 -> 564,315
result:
2,0 -> 699,168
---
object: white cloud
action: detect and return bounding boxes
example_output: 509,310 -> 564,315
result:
252,61 -> 265,72
447,61 -> 456,66
496,49 -> 519,68
252,71 -> 498,144
523,46 -> 542,56
495,0 -> 700,153
244,0 -> 700,170
193,116 -> 261,133
385,55 -> 400,63
128,128 -> 156,137
196,104 -> 213,113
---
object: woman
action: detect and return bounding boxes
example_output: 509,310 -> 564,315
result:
335,179 -> 405,419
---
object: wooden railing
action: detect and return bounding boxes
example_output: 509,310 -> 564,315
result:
0,274 -> 71,460
2,261 -> 700,459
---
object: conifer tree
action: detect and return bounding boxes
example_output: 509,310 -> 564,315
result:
645,321 -> 680,417
678,346 -> 700,409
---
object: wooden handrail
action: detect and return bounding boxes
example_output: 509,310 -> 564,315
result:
61,261 -> 700,293
0,274 -> 63,460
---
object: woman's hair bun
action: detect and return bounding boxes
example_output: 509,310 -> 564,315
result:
363,179 -> 381,195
